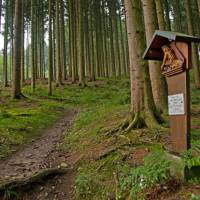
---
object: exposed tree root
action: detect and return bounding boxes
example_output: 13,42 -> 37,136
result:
96,146 -> 119,160
0,167 -> 69,191
13,93 -> 27,100
104,110 -> 163,137
125,112 -> 146,131
55,82 -> 64,87
78,82 -> 87,87
105,112 -> 145,135
105,124 -> 122,136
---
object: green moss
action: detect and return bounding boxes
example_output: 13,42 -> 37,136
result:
75,151 -> 131,200
1,76 -> 200,199
0,78 -> 130,158
0,99 -> 65,158
66,76 -> 200,199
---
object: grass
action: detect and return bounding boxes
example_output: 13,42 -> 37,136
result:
0,89 -> 68,158
62,76 -> 200,199
0,76 -> 200,199
0,78 -> 130,158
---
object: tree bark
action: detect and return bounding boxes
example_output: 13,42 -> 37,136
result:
31,0 -> 36,92
12,0 -> 23,99
21,2 -> 25,86
3,0 -> 9,87
198,0 -> 200,15
163,0 -> 171,30
124,0 -> 160,128
77,0 -> 85,86
173,0 -> 182,32
142,0 -> 168,113
155,0 -> 166,30
48,0 -> 53,96
60,0 -> 67,80
55,0 -> 63,86
185,0 -> 200,88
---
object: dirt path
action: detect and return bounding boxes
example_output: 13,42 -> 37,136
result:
0,109 -> 78,200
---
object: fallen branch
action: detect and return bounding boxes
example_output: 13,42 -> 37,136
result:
0,167 -> 69,191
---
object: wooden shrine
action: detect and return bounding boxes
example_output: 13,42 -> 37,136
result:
143,30 -> 200,155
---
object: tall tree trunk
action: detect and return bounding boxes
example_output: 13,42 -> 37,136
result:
3,0 -> 9,87
26,23 -> 30,79
119,10 -> 127,75
102,0 -> 109,77
155,0 -> 166,30
142,0 -> 167,113
31,0 -> 36,92
70,0 -> 78,83
60,0 -> 67,80
193,0 -> 200,36
124,0 -> 160,129
163,0 -> 171,30
48,0 -> 53,96
12,0 -> 23,99
77,0 -> 85,86
185,0 -> 200,88
173,0 -> 182,32
111,1 -> 121,76
89,7 -> 95,81
21,2 -> 25,86
55,0 -> 62,86
10,2 -> 14,82
109,7 -> 116,77
198,0 -> 200,15
52,11 -> 56,81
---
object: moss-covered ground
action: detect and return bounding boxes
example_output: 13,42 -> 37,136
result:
0,78 -> 129,158
0,77 -> 200,199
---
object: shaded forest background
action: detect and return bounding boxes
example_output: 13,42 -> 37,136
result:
0,0 -> 200,199
0,0 -> 199,138
0,0 -> 200,93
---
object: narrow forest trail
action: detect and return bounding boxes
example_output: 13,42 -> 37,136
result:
0,109 -> 78,200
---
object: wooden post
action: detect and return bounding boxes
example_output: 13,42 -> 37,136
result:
143,30 -> 200,180
166,42 -> 191,154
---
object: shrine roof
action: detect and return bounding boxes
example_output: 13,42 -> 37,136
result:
143,30 -> 200,61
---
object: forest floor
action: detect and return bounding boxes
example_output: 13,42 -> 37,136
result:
0,78 -> 200,200
0,109 -> 78,200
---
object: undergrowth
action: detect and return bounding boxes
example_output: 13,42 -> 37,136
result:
0,78 -> 130,158
0,76 -> 200,199
67,75 -> 200,199
120,151 -> 171,199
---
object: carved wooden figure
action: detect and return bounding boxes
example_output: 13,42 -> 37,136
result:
161,43 -> 186,76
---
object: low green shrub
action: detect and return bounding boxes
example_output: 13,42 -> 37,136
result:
120,152 -> 171,199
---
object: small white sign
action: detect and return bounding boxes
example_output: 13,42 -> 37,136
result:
168,93 -> 185,115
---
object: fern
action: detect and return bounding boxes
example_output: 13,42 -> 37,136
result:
120,151 -> 170,199
191,194 -> 200,200
182,150 -> 200,169
3,189 -> 18,200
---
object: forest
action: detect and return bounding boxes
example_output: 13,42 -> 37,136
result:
0,0 -> 200,199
